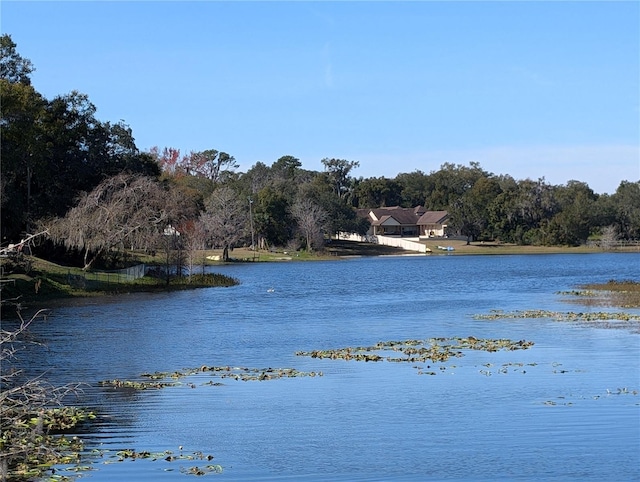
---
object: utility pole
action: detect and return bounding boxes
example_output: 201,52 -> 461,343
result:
248,198 -> 256,261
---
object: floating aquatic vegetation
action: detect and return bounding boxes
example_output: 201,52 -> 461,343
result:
421,360 -> 587,378
181,465 -> 224,476
295,336 -> 534,366
491,362 -> 538,375
477,278 -> 640,331
473,309 -> 640,323
558,279 -> 640,308
140,370 -> 187,380
1,406 -> 95,481
198,365 -> 322,381
50,447 -> 222,479
99,379 -> 181,390
33,406 -> 97,431
556,290 -> 598,297
543,400 -> 573,407
542,387 -> 638,406
100,366 -> 322,391
108,448 -> 218,465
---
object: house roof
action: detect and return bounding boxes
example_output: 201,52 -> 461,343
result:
368,206 -> 424,226
377,215 -> 400,226
356,206 -> 449,227
417,210 -> 449,225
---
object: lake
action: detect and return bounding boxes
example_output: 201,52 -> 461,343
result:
11,253 -> 640,480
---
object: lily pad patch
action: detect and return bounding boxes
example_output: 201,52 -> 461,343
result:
296,336 -> 535,366
99,366 -> 323,391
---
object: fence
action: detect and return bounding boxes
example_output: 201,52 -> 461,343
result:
337,232 -> 432,253
66,264 -> 147,289
374,235 -> 432,253
586,240 -> 640,250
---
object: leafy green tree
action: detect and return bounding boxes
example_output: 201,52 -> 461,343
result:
611,181 -> 640,239
1,35 -> 160,243
269,155 -> 304,200
321,158 -> 360,200
297,173 -> 363,238
450,176 -> 503,243
37,92 -> 158,217
0,79 -> 46,239
486,175 -> 521,242
426,162 -> 489,210
0,34 -> 34,84
591,193 -> 617,236
352,177 -> 402,208
271,155 -> 302,182
101,121 -> 160,178
242,161 -> 273,195
544,181 -> 597,246
508,178 -> 559,244
184,149 -> 238,182
254,186 -> 293,248
320,193 -> 365,237
395,170 -> 432,207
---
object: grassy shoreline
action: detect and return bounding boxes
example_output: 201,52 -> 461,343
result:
229,239 -> 637,259
0,258 -> 239,318
1,240 -> 636,316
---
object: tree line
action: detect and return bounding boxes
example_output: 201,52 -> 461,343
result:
2,34 -> 639,268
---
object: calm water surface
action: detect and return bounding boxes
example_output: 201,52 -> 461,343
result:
12,254 -> 640,480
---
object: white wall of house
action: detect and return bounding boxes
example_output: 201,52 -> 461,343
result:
419,224 -> 447,238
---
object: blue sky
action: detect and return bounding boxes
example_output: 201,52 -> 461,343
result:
2,1 -> 639,194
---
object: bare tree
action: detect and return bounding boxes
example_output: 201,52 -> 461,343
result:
153,187 -> 198,284
177,219 -> 208,279
1,311 -> 84,480
290,199 -> 328,252
148,146 -> 182,175
201,187 -> 247,262
46,174 -> 170,270
600,225 -> 619,251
